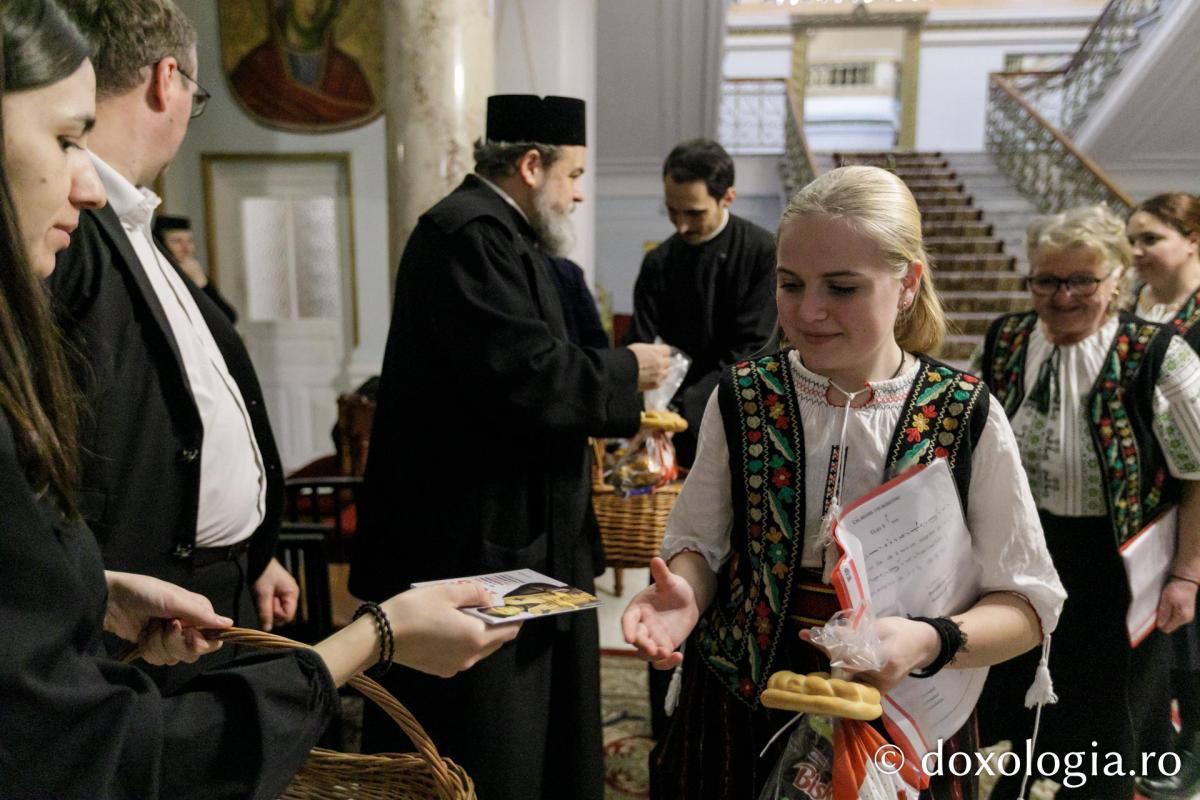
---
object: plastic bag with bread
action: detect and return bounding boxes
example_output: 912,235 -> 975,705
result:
756,607 -> 921,800
611,344 -> 690,494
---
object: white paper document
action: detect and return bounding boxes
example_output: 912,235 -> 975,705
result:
830,459 -> 987,766
1120,507 -> 1177,647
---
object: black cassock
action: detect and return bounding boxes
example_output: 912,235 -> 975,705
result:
349,175 -> 642,800
623,213 -> 777,466
0,414 -> 337,800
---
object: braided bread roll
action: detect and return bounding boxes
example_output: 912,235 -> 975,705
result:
640,410 -> 688,433
760,670 -> 883,721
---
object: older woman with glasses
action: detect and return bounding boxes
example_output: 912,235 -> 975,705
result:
974,205 -> 1200,800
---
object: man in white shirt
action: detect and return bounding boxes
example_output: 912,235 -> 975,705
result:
50,0 -> 297,688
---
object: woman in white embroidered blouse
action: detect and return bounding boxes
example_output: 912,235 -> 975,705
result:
621,165 -> 1065,800
975,204 -> 1200,800
1127,193 -> 1200,799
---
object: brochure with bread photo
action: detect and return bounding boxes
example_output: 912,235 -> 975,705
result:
412,568 -> 602,624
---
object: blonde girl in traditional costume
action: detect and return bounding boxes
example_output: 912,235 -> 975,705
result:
622,165 -> 1066,799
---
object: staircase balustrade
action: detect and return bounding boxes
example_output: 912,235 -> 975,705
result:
782,82 -> 820,197
985,0 -> 1167,213
987,75 -> 1133,214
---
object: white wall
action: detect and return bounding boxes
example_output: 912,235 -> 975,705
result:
593,0 -> 727,314
169,0 -> 390,385
494,0 -> 598,280
915,26 -> 1091,151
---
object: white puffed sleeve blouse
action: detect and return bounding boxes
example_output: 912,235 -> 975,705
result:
661,351 -> 1067,634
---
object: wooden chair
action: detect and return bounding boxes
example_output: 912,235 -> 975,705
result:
335,392 -> 375,477
276,476 -> 365,638
283,475 -> 363,562
274,522 -> 335,645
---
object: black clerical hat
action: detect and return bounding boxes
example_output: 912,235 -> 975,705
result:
153,214 -> 191,233
486,95 -> 586,147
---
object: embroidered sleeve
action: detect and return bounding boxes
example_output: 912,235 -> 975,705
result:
966,401 -> 1067,634
1152,336 -> 1200,479
660,389 -> 733,573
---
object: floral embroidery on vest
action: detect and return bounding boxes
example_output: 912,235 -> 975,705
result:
694,355 -> 804,702
988,313 -> 1038,415
1090,322 -> 1165,543
888,366 -> 983,478
1171,289 -> 1200,337
694,352 -> 985,706
986,312 -> 1168,545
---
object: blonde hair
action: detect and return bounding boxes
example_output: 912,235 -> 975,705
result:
1026,204 -> 1133,313
779,165 -> 945,355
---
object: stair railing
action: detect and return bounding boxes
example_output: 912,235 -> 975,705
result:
1004,0 -> 1166,136
781,82 -> 820,198
985,0 -> 1167,213
987,74 -> 1133,214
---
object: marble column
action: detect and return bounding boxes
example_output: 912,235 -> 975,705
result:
384,0 -> 494,276
898,23 -> 922,150
788,22 -> 809,126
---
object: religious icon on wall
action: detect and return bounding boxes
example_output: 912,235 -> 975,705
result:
218,0 -> 384,133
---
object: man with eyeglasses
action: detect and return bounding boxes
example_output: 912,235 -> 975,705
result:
48,0 -> 299,691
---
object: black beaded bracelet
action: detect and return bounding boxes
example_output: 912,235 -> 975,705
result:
1170,574 -> 1200,588
908,616 -> 967,679
353,601 -> 394,675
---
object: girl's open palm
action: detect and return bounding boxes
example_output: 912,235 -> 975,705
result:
621,557 -> 700,669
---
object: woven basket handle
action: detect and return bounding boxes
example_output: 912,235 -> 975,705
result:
125,627 -> 461,800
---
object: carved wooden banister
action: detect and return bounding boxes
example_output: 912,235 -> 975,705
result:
987,74 -> 1134,213
782,82 -> 819,197
984,0 -> 1166,212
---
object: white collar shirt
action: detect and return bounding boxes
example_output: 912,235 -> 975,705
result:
92,154 -> 266,547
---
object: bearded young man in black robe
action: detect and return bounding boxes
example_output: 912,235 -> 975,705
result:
349,95 -> 671,800
623,138 -> 777,468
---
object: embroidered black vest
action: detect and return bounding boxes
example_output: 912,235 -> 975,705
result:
1146,284 -> 1200,353
1129,283 -> 1200,343
694,351 -> 989,706
980,311 -> 1177,544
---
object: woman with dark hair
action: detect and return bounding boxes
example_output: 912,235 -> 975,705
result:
0,2 -> 517,795
1129,193 -> 1200,340
1126,193 -> 1200,799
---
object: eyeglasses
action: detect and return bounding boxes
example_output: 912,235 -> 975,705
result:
177,67 -> 210,119
1024,270 -> 1116,297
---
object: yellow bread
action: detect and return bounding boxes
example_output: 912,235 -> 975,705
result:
640,410 -> 689,433
760,671 -> 883,720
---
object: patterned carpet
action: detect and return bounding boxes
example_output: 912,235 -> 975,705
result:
601,652 -> 654,799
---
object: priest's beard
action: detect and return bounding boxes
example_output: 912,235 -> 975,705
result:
531,189 -> 576,258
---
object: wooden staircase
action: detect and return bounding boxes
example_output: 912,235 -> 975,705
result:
832,151 -> 1031,367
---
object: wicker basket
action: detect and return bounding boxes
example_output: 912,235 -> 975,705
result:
146,628 -> 475,800
592,482 -> 682,569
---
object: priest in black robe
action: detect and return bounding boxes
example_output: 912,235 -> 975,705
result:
623,138 -> 778,468
349,95 -> 671,800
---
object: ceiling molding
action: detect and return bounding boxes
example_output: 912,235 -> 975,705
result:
790,11 -> 928,28
729,17 -> 1093,36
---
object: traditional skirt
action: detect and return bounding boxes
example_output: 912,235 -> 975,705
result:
651,568 -> 978,800
978,511 -> 1173,800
